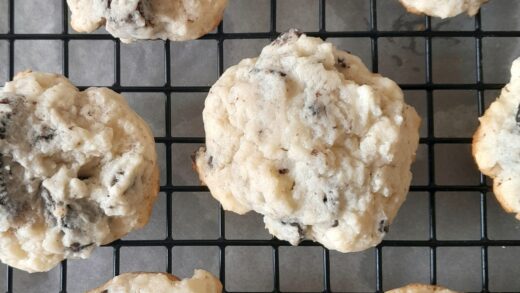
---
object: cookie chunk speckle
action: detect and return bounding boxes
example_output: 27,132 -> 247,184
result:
194,30 -> 421,253
515,104 -> 520,127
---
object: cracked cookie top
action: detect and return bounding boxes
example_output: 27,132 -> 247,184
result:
67,0 -> 228,42
0,71 -> 159,272
194,30 -> 421,253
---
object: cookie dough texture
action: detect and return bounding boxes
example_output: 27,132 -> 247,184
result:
88,270 -> 222,293
67,0 -> 228,42
0,71 -> 159,272
473,58 -> 520,219
387,284 -> 458,293
194,31 -> 421,253
399,0 -> 488,18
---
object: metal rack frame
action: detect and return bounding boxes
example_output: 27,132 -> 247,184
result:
1,0 -> 518,292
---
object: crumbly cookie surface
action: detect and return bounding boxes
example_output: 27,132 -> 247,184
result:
0,71 -> 158,273
399,0 -> 488,18
88,270 -> 222,293
387,283 -> 458,293
67,0 -> 228,43
194,30 -> 421,253
473,58 -> 520,219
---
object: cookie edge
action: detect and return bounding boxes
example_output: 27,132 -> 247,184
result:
386,283 -> 458,293
398,0 -> 488,18
86,272 -> 180,293
473,116 -> 519,218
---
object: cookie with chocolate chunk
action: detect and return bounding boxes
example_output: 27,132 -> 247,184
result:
67,0 -> 228,43
399,0 -> 488,18
88,270 -> 222,293
473,57 -> 520,220
387,283 -> 458,293
0,71 -> 159,272
193,30 -> 421,253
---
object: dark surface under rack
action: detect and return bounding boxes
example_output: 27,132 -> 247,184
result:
1,0 -> 519,292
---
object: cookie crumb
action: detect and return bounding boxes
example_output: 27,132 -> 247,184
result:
378,219 -> 389,233
337,58 -> 347,68
515,104 -> 520,126
69,242 -> 94,253
208,156 -> 214,168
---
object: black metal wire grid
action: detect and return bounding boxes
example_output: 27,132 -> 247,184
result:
1,0 -> 520,292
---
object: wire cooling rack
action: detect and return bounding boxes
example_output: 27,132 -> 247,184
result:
2,0 -> 520,292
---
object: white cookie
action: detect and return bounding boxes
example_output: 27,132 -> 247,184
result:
67,0 -> 228,43
194,30 -> 421,253
387,283 -> 458,293
0,71 -> 159,273
88,270 -> 222,293
399,0 -> 488,18
473,57 -> 520,219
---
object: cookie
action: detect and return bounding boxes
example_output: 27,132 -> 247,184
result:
387,283 -> 458,293
193,30 -> 421,253
0,71 -> 159,273
67,0 -> 228,43
399,0 -> 488,18
88,270 -> 222,293
473,57 -> 520,219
